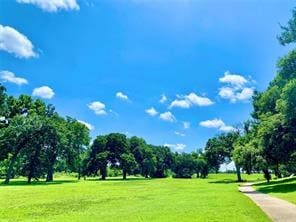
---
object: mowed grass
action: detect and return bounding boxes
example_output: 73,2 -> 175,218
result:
254,176 -> 296,205
0,174 -> 270,222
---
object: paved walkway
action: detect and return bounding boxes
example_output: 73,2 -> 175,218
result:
239,183 -> 296,222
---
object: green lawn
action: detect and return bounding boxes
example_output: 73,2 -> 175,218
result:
0,174 -> 270,222
254,177 -> 296,205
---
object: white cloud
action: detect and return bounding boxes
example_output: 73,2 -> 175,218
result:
164,143 -> 186,152
17,0 -> 79,12
159,94 -> 167,103
218,71 -> 255,103
32,86 -> 54,99
219,86 -> 254,103
182,121 -> 190,129
116,91 -> 129,100
159,111 -> 176,122
185,92 -> 214,106
174,131 -> 185,137
88,101 -> 107,115
169,99 -> 191,109
78,120 -> 94,130
0,24 -> 37,58
169,92 -> 214,109
145,107 -> 158,116
199,118 -> 234,132
0,70 -> 28,85
236,87 -> 254,101
219,71 -> 247,87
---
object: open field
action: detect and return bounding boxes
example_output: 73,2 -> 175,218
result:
254,177 -> 296,205
0,174 -> 270,222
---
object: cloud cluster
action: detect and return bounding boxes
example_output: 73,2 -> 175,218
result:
88,101 -> 107,115
159,111 -> 176,122
145,107 -> 158,116
199,118 -> 234,132
32,86 -> 55,99
0,70 -> 28,85
0,24 -> 37,58
116,91 -> 129,101
17,0 -> 80,12
169,92 -> 214,109
219,71 -> 254,103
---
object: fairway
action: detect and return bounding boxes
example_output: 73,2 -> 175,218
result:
0,174 -> 270,222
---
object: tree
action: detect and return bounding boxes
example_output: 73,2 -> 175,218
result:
151,145 -> 173,178
120,153 -> 137,180
83,135 -> 109,180
64,117 -> 90,180
278,7 -> 296,45
172,153 -> 195,178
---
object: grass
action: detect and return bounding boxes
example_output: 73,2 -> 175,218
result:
253,176 -> 296,205
0,173 -> 270,222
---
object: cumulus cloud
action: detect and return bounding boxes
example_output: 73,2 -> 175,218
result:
0,24 -> 37,58
78,120 -> 94,130
219,71 -> 247,87
218,71 -> 254,103
0,70 -> 28,85
32,86 -> 54,99
145,107 -> 158,116
164,143 -> 186,152
17,0 -> 80,12
159,94 -> 167,103
169,92 -> 214,109
199,118 -> 234,132
159,111 -> 176,122
116,91 -> 129,100
88,101 -> 107,115
182,121 -> 190,129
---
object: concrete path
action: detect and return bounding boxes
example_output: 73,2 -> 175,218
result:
239,183 -> 296,222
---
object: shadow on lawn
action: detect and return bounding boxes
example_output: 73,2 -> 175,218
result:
254,177 -> 296,194
0,179 -> 78,187
208,179 -> 240,184
86,177 -> 152,182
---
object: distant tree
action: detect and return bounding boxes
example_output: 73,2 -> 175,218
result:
151,145 -> 173,178
83,135 -> 109,180
120,153 -> 137,180
172,153 -> 195,178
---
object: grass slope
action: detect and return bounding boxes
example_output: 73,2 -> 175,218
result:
0,174 -> 270,222
254,177 -> 296,205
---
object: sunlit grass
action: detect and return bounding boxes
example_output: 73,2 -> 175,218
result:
0,173 -> 270,222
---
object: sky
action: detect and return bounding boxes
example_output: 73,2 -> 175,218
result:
0,0 -> 295,153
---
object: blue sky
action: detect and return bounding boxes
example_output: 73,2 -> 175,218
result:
0,0 -> 294,153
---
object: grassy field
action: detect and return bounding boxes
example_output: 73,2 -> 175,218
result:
254,177 -> 296,205
0,174 -> 270,222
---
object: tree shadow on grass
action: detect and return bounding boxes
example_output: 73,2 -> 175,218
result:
256,183 -> 296,194
208,179 -> 241,184
0,179 -> 78,187
254,177 -> 296,187
86,177 -> 152,182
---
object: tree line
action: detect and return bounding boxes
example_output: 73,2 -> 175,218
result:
203,8 -> 296,182
0,86 -> 210,183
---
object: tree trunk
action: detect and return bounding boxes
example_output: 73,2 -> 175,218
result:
100,166 -> 106,180
78,167 -> 81,180
196,171 -> 200,178
46,166 -> 54,182
123,170 -> 127,180
4,154 -> 17,184
263,169 -> 271,183
235,164 -> 242,182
